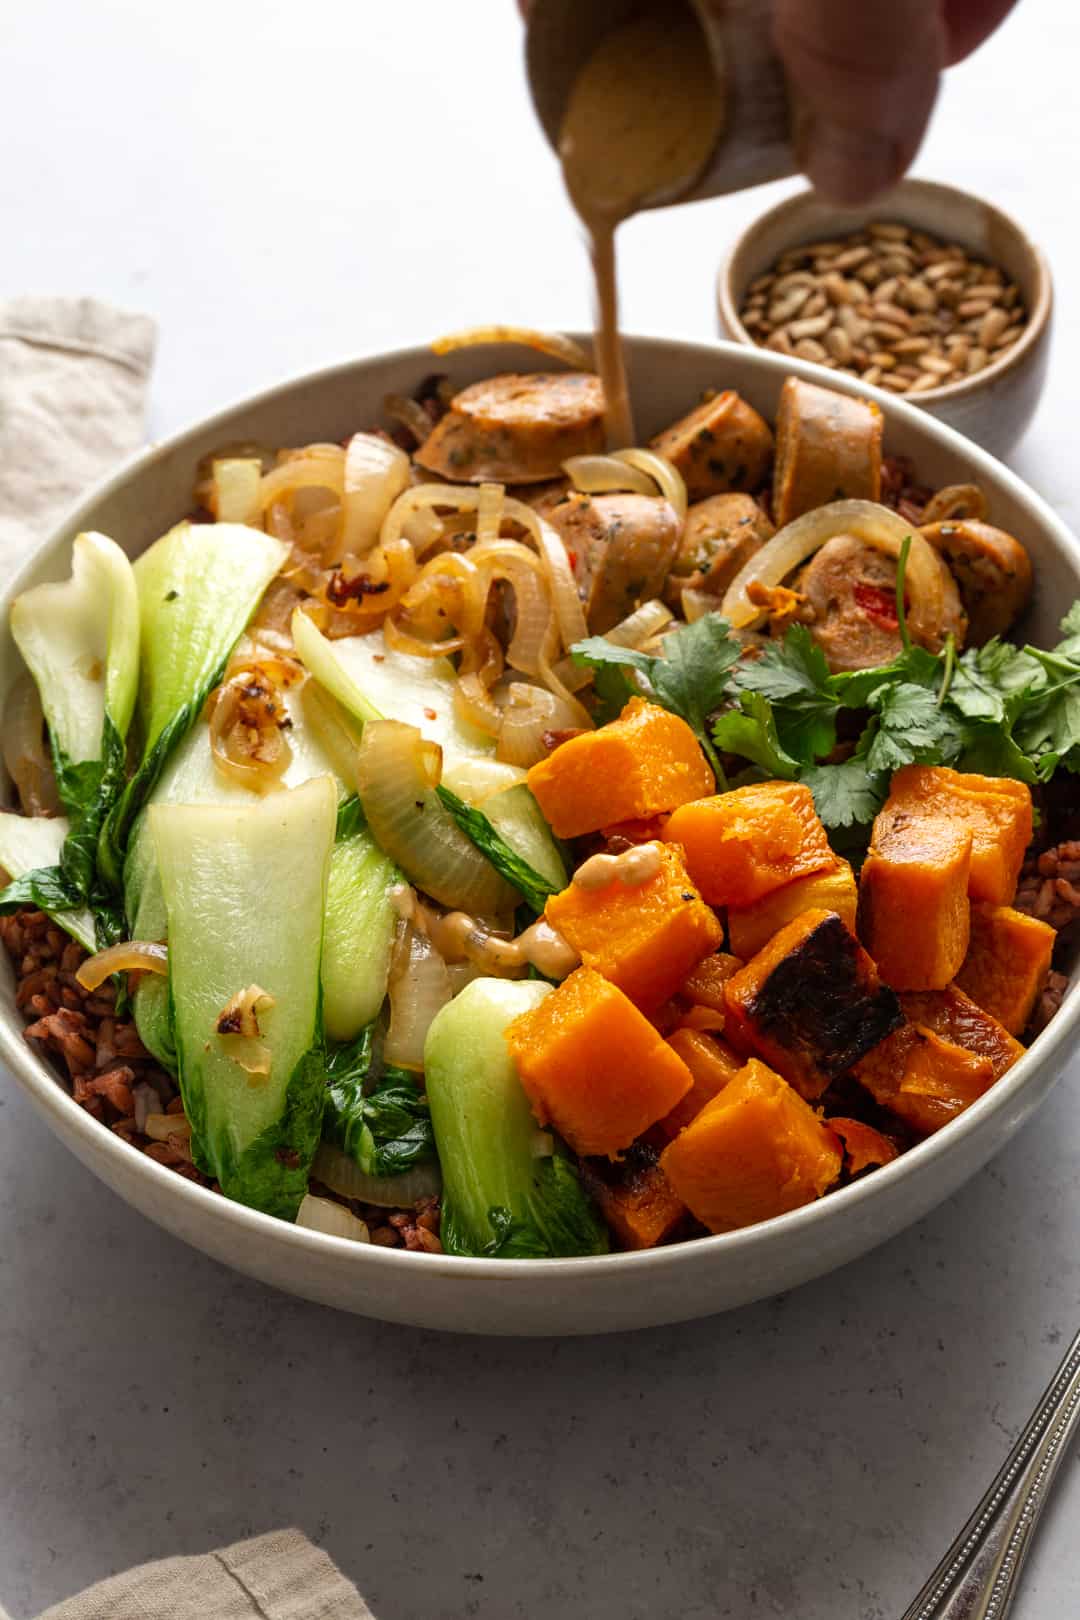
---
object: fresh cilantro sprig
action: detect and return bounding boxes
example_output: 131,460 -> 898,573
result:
568,597 -> 1080,836
571,614 -> 741,788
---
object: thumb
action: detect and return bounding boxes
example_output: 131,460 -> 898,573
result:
772,0 -> 947,204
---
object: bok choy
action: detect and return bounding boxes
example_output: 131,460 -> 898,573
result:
99,521 -> 288,888
150,774 -> 337,1217
424,978 -> 608,1258
2,533 -> 138,928
0,812 -> 96,951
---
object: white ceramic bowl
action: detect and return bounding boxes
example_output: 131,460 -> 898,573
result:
3,337 -> 1078,1336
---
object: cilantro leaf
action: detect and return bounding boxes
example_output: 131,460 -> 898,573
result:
712,693 -> 799,780
572,614 -> 742,784
800,748 -> 887,830
734,623 -> 831,706
865,681 -> 966,775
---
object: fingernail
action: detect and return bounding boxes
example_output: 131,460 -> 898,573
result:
804,122 -> 901,206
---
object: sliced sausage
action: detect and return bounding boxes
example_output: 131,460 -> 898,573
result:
795,535 -> 967,673
665,493 -> 775,606
547,491 -> 681,633
773,377 -> 883,528
415,372 -> 605,484
921,519 -> 1032,643
649,391 -> 773,502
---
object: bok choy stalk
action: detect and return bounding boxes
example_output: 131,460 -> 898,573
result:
322,799 -> 401,1042
98,522 -> 288,890
2,533 -> 138,930
0,813 -> 96,951
124,680 -> 351,1070
150,774 -> 336,1218
424,978 -> 608,1258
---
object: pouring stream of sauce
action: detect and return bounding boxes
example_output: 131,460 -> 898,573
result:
558,3 -> 726,448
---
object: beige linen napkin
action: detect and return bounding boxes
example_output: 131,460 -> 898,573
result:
0,1530 -> 372,1620
0,301 -> 373,1620
0,295 -> 156,581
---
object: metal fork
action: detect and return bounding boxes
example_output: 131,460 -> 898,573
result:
901,1328 -> 1080,1619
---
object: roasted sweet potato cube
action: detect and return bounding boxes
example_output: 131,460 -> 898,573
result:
857,814 -> 972,990
882,766 -> 1033,905
857,1024 -> 994,1135
680,951 -> 745,1010
724,909 -> 903,1100
506,967 -> 693,1158
660,1058 -> 843,1233
527,697 -> 713,838
663,781 -> 834,908
649,390 -> 774,502
544,842 -> 722,1010
656,1028 -> 744,1140
955,904 -> 1056,1035
856,984 -> 1022,1135
727,860 -> 857,960
828,1117 -> 900,1176
580,1147 -> 688,1250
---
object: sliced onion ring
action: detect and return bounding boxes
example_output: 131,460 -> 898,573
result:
76,940 -> 168,992
430,325 -> 592,370
612,449 -> 687,520
564,455 -> 657,499
720,499 -> 946,646
920,483 -> 989,525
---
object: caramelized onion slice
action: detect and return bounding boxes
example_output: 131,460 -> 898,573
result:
76,940 -> 168,992
430,325 -> 592,370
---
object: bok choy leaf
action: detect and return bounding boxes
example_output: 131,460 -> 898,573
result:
98,522 -> 288,889
4,533 -> 139,926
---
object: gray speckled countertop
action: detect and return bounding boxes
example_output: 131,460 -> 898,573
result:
3,3 -> 1080,1615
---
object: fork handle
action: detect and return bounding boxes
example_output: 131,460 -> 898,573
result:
901,1328 -> 1080,1620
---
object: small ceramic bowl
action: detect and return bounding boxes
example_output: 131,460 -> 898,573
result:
717,177 -> 1053,460
4,336 -> 1080,1335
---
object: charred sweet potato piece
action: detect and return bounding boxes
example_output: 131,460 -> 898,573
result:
881,766 -> 1033,905
857,814 -> 972,990
506,967 -> 692,1158
773,376 -> 883,527
580,1146 -> 689,1250
544,842 -> 722,1011
660,1058 -> 843,1233
857,1024 -> 994,1135
527,697 -> 713,838
901,985 -> 1023,1077
727,860 -> 857,961
828,1116 -> 900,1176
656,1028 -> 744,1140
954,904 -> 1056,1035
680,951 -> 745,1011
856,984 -> 1022,1134
663,781 -> 834,908
724,909 -> 903,1100
649,391 -> 774,502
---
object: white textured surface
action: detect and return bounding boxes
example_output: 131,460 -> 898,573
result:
2,1 -> 1080,1615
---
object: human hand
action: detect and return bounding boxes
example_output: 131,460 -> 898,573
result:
773,0 -> 1019,202
519,0 -> 1019,206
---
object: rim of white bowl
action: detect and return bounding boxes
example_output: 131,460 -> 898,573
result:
3,333 -> 1079,1286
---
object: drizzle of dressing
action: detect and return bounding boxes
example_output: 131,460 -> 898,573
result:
558,4 -> 725,449
572,840 -> 664,892
390,883 -> 580,980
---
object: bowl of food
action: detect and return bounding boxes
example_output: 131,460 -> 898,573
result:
2,333 -> 1077,1336
717,178 -> 1053,460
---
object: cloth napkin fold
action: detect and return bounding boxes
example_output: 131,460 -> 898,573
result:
0,295 -> 157,580
0,1530 -> 373,1620
0,299 -> 373,1620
